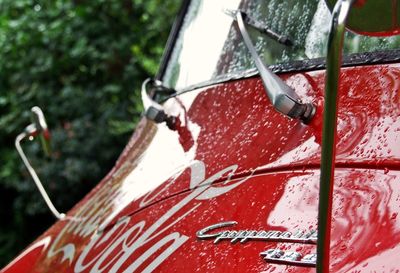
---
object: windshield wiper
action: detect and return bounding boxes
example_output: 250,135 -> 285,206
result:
228,10 -> 315,124
224,10 -> 293,46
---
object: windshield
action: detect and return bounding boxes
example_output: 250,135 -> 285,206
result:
163,0 -> 400,90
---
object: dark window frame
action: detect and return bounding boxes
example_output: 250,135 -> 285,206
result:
155,0 -> 192,81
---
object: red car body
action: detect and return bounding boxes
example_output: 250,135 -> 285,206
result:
3,0 -> 400,272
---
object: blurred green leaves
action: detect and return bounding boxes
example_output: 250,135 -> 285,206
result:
0,0 -> 179,266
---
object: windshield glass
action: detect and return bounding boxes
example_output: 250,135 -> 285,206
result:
163,0 -> 400,89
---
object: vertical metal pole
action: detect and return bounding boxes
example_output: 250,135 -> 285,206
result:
317,0 -> 354,272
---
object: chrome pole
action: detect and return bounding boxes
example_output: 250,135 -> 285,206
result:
317,0 -> 354,271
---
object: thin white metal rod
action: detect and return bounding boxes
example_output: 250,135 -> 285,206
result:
15,132 -> 66,220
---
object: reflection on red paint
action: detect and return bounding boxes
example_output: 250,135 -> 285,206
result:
4,63 -> 400,272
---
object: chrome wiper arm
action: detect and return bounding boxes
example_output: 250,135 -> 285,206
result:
235,11 -> 315,124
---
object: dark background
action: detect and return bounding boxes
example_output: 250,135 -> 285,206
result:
0,0 -> 180,267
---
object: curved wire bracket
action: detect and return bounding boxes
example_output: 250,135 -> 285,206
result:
316,0 -> 355,272
15,129 -> 66,220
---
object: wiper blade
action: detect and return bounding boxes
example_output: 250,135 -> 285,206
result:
224,9 -> 293,46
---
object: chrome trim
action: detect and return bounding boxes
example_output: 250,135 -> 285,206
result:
261,249 -> 317,268
317,0 -> 355,271
168,49 -> 400,98
197,222 -> 317,245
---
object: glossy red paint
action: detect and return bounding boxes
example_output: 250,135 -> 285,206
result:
3,63 -> 400,272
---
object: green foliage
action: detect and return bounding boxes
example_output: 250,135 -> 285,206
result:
0,0 -> 180,266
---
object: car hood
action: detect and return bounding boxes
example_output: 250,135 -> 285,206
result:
4,63 -> 400,272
